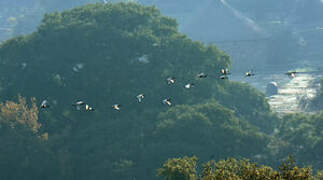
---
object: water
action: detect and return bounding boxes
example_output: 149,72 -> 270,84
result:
267,73 -> 317,114
231,69 -> 322,114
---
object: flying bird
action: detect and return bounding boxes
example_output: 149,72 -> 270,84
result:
72,63 -> 84,72
221,68 -> 231,75
184,83 -> 194,89
40,100 -> 50,109
72,100 -> 85,110
112,104 -> 121,111
162,98 -> 172,106
197,73 -> 207,78
72,100 -> 85,106
136,94 -> 144,103
167,77 -> 175,85
245,70 -> 255,77
285,71 -> 297,78
85,104 -> 95,111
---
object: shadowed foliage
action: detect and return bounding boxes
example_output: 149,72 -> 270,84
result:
0,2 -> 322,180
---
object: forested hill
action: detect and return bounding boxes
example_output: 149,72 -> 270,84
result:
0,2 -> 322,180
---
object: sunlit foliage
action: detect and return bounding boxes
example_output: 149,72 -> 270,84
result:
157,156 -> 198,180
0,95 -> 59,180
0,95 -> 40,133
159,155 -> 316,180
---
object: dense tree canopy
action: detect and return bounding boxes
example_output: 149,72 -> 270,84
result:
270,112 -> 323,168
0,2 -> 322,180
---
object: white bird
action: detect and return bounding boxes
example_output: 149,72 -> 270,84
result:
162,98 -> 172,106
40,100 -> 50,109
85,104 -> 95,111
136,94 -> 144,103
184,83 -> 194,89
167,77 -> 175,85
245,71 -> 255,77
73,100 -> 85,106
285,71 -> 297,78
72,63 -> 84,72
197,73 -> 207,78
72,100 -> 85,110
112,104 -> 121,111
221,68 -> 230,75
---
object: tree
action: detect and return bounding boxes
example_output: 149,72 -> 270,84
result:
149,99 -> 269,168
0,96 -> 59,180
157,156 -> 198,180
0,2 -> 278,179
269,112 -> 323,169
159,155 -> 316,180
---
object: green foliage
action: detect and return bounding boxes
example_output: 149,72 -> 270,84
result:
0,2 -> 281,179
278,155 -> 313,180
201,158 -> 279,180
154,99 -> 269,161
157,156 -> 198,180
270,112 -> 323,168
314,170 -> 323,179
0,2 -> 231,112
216,82 -> 270,115
214,81 -> 277,132
159,156 -> 316,180
0,96 -> 59,180
0,95 -> 40,133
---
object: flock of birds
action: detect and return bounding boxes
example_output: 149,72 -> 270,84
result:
34,1 -> 301,112
39,68 -> 299,112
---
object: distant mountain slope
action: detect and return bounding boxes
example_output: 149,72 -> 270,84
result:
179,0 -> 267,42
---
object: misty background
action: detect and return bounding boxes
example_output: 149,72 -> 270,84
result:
1,0 -> 323,74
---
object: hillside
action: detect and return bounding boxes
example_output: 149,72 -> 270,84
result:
0,2 -> 322,180
0,2 -> 274,179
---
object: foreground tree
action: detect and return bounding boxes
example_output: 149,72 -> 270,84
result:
159,156 -> 316,180
157,156 -> 198,180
